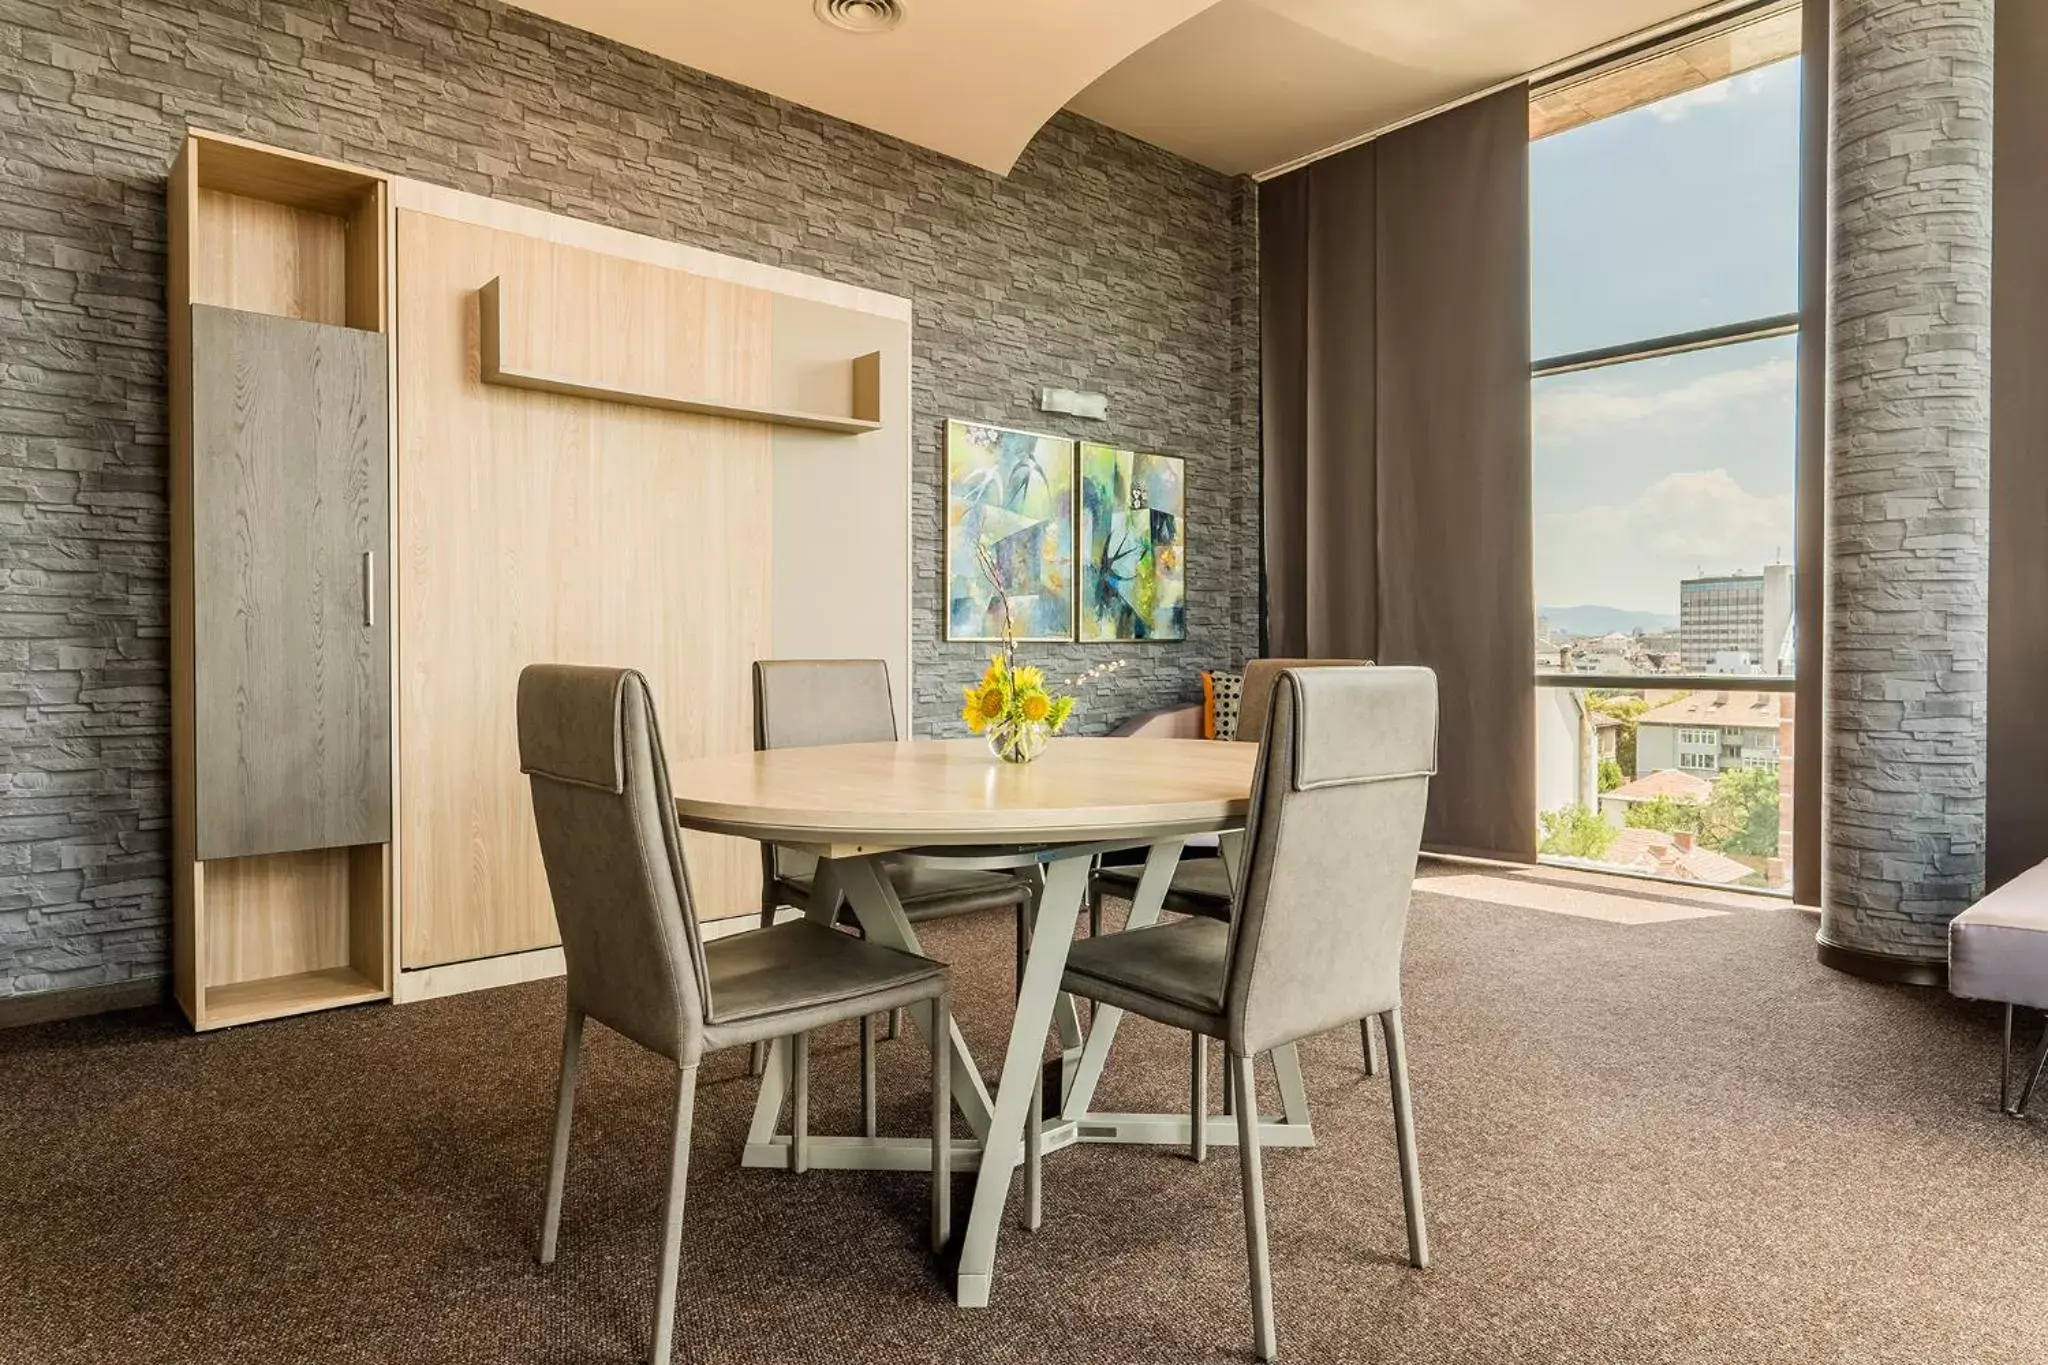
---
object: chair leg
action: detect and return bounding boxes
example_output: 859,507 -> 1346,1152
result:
1360,1016 -> 1382,1077
1191,1033 -> 1209,1163
790,1032 -> 811,1174
1382,1008 -> 1429,1269
1232,1052 -> 1276,1363
751,900 -> 778,1077
860,1013 -> 878,1138
1222,1052 -> 1236,1116
1024,1063 -> 1043,1231
2003,1003 -> 2015,1113
1088,886 -> 1103,939
932,989 -> 953,1252
647,1064 -> 699,1365
2013,1013 -> 2048,1118
538,1005 -> 584,1266
887,1009 -> 902,1041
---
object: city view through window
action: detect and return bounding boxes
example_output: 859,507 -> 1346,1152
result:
1530,41 -> 1800,893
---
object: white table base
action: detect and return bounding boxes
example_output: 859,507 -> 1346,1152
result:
736,831 -> 1316,1309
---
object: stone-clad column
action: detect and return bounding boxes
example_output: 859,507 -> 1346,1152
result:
1821,0 -> 1995,980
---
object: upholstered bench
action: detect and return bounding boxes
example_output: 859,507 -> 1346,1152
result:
1950,859 -> 2048,1116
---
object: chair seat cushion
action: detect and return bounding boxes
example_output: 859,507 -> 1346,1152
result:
1062,917 -> 1229,1038
1951,859 -> 2048,1011
702,921 -> 946,1050
776,863 -> 1029,922
1090,858 -> 1234,921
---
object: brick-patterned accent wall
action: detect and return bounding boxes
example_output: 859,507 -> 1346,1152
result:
1821,0 -> 1993,964
0,0 -> 1262,998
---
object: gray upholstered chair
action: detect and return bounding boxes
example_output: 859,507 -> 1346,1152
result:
751,659 -> 1031,1112
517,664 -> 953,1365
1089,656 -> 1383,1075
1056,666 -> 1436,1363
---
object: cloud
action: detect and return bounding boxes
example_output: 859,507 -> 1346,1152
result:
1647,65 -> 1782,123
1535,353 -> 1794,441
1537,469 -> 1794,614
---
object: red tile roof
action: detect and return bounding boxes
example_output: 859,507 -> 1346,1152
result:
1605,769 -> 1714,803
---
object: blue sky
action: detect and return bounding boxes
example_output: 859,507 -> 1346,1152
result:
1531,58 -> 1801,615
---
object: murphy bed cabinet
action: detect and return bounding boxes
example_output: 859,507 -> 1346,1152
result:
168,133 -> 395,1029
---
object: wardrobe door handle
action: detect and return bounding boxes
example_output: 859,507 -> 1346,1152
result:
362,551 -> 375,628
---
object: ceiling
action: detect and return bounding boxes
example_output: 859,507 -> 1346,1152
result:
512,0 -> 1731,178
1069,0 -> 1718,174
506,0 -> 1218,176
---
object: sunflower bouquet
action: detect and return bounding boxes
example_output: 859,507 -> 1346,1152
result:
962,656 -> 1076,762
962,540 -> 1078,763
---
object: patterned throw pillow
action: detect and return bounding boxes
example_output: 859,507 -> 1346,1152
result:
1202,670 -> 1245,741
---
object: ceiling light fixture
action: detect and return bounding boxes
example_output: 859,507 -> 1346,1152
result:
814,0 -> 903,35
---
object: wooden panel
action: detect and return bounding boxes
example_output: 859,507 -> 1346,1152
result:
193,190 -> 350,326
191,305 -> 392,859
168,139 -> 200,1026
192,132 -> 384,216
479,275 -> 879,433
348,842 -> 392,991
344,181 -> 388,334
396,209 -> 774,970
201,966 -> 385,1031
201,847 -> 351,987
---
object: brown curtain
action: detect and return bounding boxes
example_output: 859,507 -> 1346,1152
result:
1990,0 -> 2048,888
1260,85 -> 1535,862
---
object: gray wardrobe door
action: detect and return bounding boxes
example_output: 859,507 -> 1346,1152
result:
190,304 -> 392,861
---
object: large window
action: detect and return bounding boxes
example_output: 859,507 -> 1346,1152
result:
1529,4 -> 1803,894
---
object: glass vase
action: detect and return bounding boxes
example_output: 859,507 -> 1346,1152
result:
987,718 -> 1050,764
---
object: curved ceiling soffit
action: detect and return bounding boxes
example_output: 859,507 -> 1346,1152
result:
505,0 -> 1228,175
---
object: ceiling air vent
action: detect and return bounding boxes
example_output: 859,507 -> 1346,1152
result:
814,0 -> 903,34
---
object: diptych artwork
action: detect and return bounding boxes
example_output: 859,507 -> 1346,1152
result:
945,420 -> 1076,641
1077,443 -> 1186,641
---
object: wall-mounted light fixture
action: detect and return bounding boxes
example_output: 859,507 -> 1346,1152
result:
1037,386 -> 1109,421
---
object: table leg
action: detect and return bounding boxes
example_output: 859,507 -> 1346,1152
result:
835,855 -> 995,1134
954,854 -> 1090,1308
1060,838 -> 1186,1121
1218,828 -> 1245,884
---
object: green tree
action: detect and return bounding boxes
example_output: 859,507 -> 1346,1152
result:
1598,759 -> 1625,793
1587,692 -> 1663,776
1704,766 -> 1780,856
1625,794 -> 1704,836
1540,804 -> 1618,859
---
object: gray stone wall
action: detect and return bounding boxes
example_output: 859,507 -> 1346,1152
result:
1822,0 -> 1994,964
0,0 -> 1262,997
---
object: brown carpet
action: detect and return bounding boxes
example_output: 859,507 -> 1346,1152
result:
4,872 -> 2046,1364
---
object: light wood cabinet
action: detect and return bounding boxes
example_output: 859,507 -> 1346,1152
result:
169,133 -> 395,1029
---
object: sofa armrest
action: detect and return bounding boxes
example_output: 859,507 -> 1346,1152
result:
1109,703 -> 1204,739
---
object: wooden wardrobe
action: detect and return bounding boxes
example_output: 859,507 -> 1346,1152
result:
167,132 -> 913,1028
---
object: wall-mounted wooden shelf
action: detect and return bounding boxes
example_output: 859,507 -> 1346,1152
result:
477,277 -> 882,434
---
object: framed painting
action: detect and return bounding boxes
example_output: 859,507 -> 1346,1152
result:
945,420 -> 1077,642
1077,442 -> 1186,642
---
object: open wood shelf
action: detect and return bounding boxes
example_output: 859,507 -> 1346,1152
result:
201,966 -> 387,1030
477,276 -> 883,434
170,131 -> 396,1033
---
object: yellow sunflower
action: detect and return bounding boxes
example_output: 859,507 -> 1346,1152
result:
1019,690 -> 1051,724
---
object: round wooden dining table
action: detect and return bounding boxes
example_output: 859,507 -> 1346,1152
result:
668,736 -> 1322,1308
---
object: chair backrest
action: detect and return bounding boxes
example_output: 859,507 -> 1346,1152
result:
753,659 -> 899,887
754,659 -> 899,750
1236,657 -> 1370,743
1224,666 -> 1436,1057
518,664 -> 710,1064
